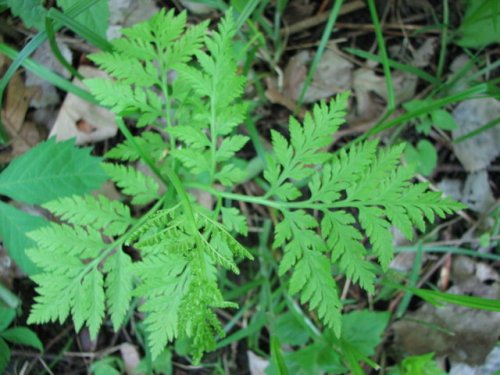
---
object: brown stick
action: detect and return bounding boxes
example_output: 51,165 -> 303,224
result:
281,0 -> 365,35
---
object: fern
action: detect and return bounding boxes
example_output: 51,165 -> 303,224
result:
102,163 -> 159,205
262,95 -> 463,334
25,10 -> 464,365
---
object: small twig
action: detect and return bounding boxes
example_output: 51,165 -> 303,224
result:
38,357 -> 55,375
281,0 -> 365,35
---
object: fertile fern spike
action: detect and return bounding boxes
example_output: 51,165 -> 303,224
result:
266,96 -> 464,335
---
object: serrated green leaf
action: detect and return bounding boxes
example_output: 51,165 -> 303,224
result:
105,132 -> 166,162
358,207 -> 394,270
104,249 -> 133,330
341,310 -> 390,356
289,250 -> 342,336
221,207 -> 248,235
29,273 -> 75,325
0,138 -> 107,204
43,195 -> 133,236
57,0 -> 109,38
103,163 -> 159,205
0,202 -> 47,275
28,223 -> 105,258
6,0 -> 46,30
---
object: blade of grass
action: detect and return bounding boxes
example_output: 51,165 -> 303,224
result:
411,287 -> 500,312
298,0 -> 345,105
234,0 -> 263,31
436,0 -> 449,79
397,245 -> 500,262
367,0 -> 395,112
359,83 -> 488,139
0,44 -> 98,104
45,17 -> 84,80
396,242 -> 424,318
453,117 -> 500,143
270,336 -> 289,375
345,47 -> 440,84
216,308 -> 267,349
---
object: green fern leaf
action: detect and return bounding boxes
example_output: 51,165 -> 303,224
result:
104,250 -> 133,330
133,253 -> 190,358
102,163 -> 159,205
105,132 -> 166,162
221,207 -> 248,236
72,269 -> 105,339
264,93 -> 463,336
43,195 -> 133,236
28,223 -> 105,258
28,273 -> 75,325
289,250 -> 342,336
321,211 -> 376,293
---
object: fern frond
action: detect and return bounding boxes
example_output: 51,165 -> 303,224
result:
43,195 -> 133,236
221,207 -> 248,236
102,163 -> 159,205
171,12 -> 248,185
28,273 -> 75,325
321,211 -> 376,292
72,269 -> 105,339
104,250 -> 133,330
264,93 -> 464,336
133,253 -> 190,358
28,223 -> 104,258
105,132 -> 166,162
289,250 -> 342,336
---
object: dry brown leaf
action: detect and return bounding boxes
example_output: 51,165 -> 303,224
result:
283,44 -> 353,103
392,257 -> 500,366
49,66 -> 117,145
0,72 -> 45,164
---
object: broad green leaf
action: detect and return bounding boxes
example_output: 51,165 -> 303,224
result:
0,306 -> 15,331
272,312 -> 310,346
404,140 -> 437,176
431,110 -> 457,131
340,310 -> 390,357
0,202 -> 47,275
1,327 -> 43,352
91,357 -> 123,375
0,138 -> 107,204
0,338 -> 10,374
56,0 -> 109,39
5,0 -> 46,30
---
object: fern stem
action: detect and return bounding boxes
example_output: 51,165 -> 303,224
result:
186,183 -> 356,211
209,95 -> 217,182
74,193 -> 170,285
156,48 -> 176,161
